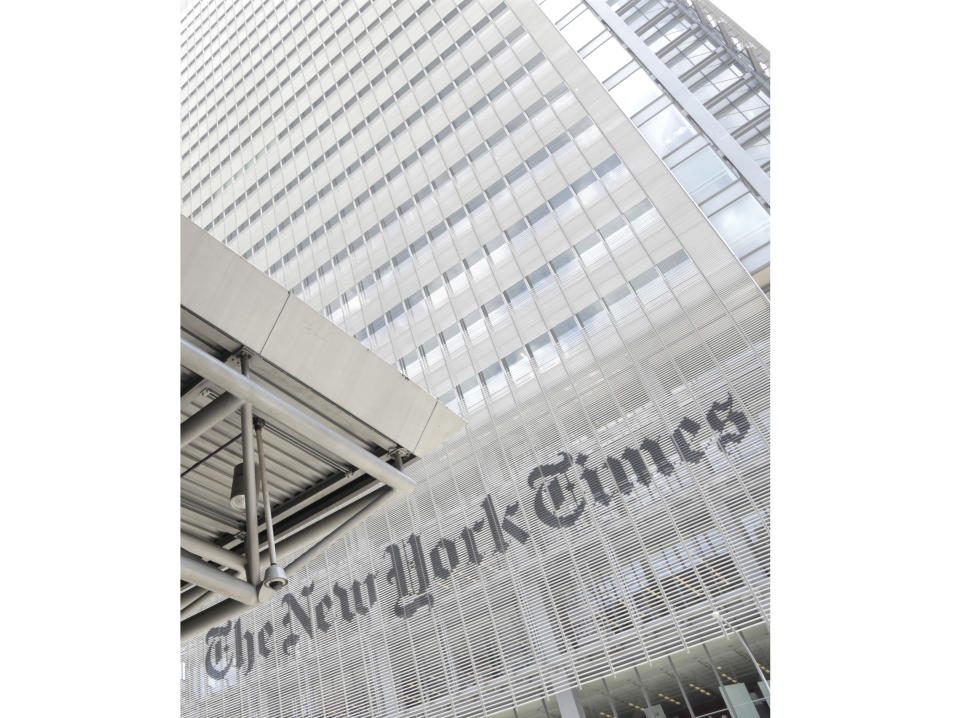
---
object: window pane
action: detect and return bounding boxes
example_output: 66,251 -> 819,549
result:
709,194 -> 770,259
541,0 -> 580,23
638,105 -> 696,156
560,11 -> 604,51
583,38 -> 632,82
608,69 -> 661,118
674,148 -> 737,203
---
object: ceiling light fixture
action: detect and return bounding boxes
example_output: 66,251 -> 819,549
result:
230,462 -> 254,511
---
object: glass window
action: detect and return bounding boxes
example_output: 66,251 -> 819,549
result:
368,316 -> 387,342
582,38 -> 631,82
527,331 -> 560,370
410,234 -> 428,255
502,347 -> 533,385
467,254 -> 490,281
343,288 -> 361,316
550,316 -> 580,347
375,260 -> 393,282
461,308 -> 485,336
576,232 -> 607,267
448,268 -> 469,295
550,248 -> 576,275
709,194 -> 770,259
400,349 -> 420,376
438,389 -> 459,412
608,69 -> 661,118
657,249 -> 689,275
504,279 -> 529,305
638,105 -> 696,156
741,242 -> 770,273
386,302 -> 405,323
405,289 -> 424,311
674,147 -> 737,203
425,276 -> 449,308
559,11 -> 604,51
359,274 -> 376,298
548,186 -> 573,210
421,336 -> 443,367
571,170 -> 596,194
594,154 -> 622,177
480,361 -> 507,396
483,294 -> 508,325
442,323 -> 464,353
576,300 -> 607,332
630,266 -> 659,292
526,264 -> 552,290
458,375 -> 483,411
541,0 -> 579,23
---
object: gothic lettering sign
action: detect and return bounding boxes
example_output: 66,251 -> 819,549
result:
203,394 -> 750,679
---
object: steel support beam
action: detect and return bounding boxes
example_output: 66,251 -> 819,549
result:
180,585 -> 207,611
180,532 -> 246,573
180,391 -> 243,447
555,688 -> 587,718
239,354 -> 261,586
180,338 -> 417,494
216,461 -> 377,555
180,554 -> 257,605
180,594 -> 259,642
180,483 -> 383,621
284,487 -> 395,575
734,628 -> 771,695
182,488 -> 394,639
255,421 -> 279,565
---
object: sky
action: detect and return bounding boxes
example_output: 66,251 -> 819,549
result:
710,0 -> 771,45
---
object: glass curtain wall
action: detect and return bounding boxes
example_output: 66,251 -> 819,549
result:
537,0 -> 770,280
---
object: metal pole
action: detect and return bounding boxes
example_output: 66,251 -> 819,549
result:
180,432 -> 241,478
239,353 -> 260,587
180,555 -> 258,605
182,489 -> 394,639
666,655 -> 697,718
180,392 -> 243,447
180,486 -> 383,621
180,594 -> 255,641
283,487 -> 395,575
180,532 -> 246,573
254,419 -> 278,565
180,338 -> 417,494
714,610 -> 770,696
734,629 -> 770,696
632,667 -> 654,710
179,585 -> 207,611
600,678 -> 620,718
702,643 -> 741,718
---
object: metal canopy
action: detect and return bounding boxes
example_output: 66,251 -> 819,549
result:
180,216 -> 465,638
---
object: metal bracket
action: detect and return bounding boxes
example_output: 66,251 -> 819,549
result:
388,446 -> 411,470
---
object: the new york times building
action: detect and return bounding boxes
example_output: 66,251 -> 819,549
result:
180,0 -> 771,716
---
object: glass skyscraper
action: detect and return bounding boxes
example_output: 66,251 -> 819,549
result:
180,1 -> 770,716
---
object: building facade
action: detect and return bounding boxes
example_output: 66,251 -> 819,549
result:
180,0 -> 770,716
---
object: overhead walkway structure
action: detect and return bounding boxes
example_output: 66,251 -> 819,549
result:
180,216 -> 465,640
